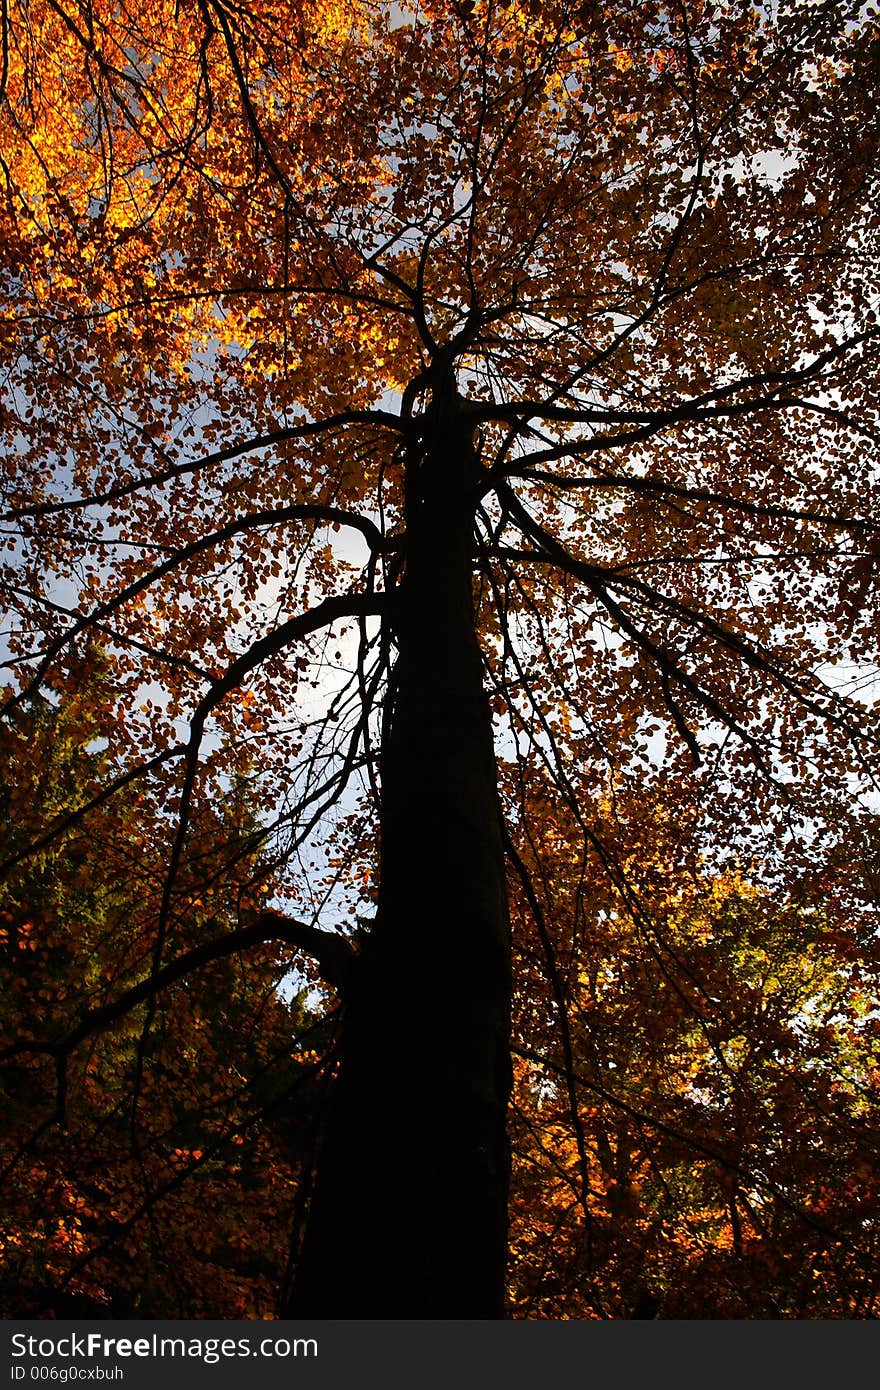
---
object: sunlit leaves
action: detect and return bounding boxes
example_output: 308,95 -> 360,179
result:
507,777 -> 880,1318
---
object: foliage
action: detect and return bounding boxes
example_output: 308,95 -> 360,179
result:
1,0 -> 880,1315
507,773 -> 880,1317
0,664 -> 324,1317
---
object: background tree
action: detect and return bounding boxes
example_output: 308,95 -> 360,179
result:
1,0 -> 879,1315
506,774 -> 880,1317
0,658 -> 334,1316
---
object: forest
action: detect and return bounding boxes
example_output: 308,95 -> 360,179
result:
1,0 -> 879,1319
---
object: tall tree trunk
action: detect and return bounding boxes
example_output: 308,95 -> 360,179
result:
285,374 -> 512,1317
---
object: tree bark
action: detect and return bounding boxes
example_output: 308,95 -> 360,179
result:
285,373 -> 512,1317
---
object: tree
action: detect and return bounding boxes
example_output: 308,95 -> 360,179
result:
1,0 -> 879,1316
505,776 -> 880,1317
0,663 -> 329,1317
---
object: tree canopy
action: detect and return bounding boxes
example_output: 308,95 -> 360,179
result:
1,0 -> 879,1317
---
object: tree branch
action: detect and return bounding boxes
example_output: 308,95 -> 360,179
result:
0,910 -> 356,1067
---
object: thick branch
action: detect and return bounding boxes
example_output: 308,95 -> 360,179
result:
477,326 -> 880,442
6,411 -> 404,522
6,504 -> 392,718
0,910 -> 356,1066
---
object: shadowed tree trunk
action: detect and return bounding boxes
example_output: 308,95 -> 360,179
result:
286,371 -> 512,1317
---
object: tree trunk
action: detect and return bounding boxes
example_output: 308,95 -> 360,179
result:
285,374 -> 512,1317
